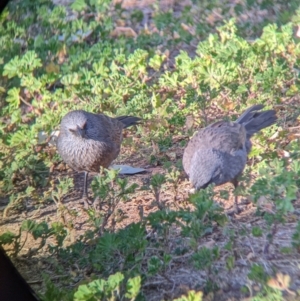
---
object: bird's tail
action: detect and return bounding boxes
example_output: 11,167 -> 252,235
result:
116,116 -> 142,128
236,105 -> 277,137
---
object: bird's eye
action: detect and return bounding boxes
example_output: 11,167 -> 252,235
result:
213,121 -> 223,128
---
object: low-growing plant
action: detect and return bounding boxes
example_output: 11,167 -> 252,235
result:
180,188 -> 227,243
149,173 -> 166,209
91,168 -> 139,233
165,166 -> 182,204
249,158 -> 300,253
89,222 -> 147,276
0,219 -> 68,256
74,272 -> 141,301
172,290 -> 203,301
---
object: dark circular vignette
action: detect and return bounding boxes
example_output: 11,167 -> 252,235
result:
0,0 -> 10,15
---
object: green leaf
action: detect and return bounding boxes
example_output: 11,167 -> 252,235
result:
71,0 -> 88,12
3,56 -> 21,78
106,272 -> 124,290
252,226 -> 263,237
0,231 -> 18,245
6,87 -> 20,108
21,51 -> 42,71
125,276 -> 141,299
173,290 -> 203,301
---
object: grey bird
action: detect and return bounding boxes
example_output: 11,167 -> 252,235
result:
182,104 -> 277,211
57,110 -> 141,208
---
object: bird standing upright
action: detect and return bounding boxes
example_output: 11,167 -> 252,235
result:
182,104 -> 277,211
57,110 -> 141,208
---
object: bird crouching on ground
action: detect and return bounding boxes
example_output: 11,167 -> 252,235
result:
182,104 -> 277,212
57,110 -> 141,208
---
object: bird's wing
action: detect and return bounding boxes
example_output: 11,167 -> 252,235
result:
92,113 -> 124,146
188,147 -> 247,190
235,104 -> 265,124
188,148 -> 222,189
183,122 -> 246,176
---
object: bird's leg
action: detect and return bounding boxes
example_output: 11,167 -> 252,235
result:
232,178 -> 240,213
82,171 -> 91,209
93,167 -> 104,210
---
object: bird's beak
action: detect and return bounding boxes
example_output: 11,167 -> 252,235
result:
70,125 -> 86,138
76,125 -> 86,138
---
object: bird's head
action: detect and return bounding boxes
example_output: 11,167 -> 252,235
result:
69,121 -> 87,138
60,110 -> 89,139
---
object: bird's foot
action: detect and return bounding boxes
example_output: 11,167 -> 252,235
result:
234,195 -> 241,214
235,204 -> 241,215
227,208 -> 240,216
81,196 -> 102,210
227,198 -> 241,216
93,197 -> 101,210
82,196 -> 93,209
